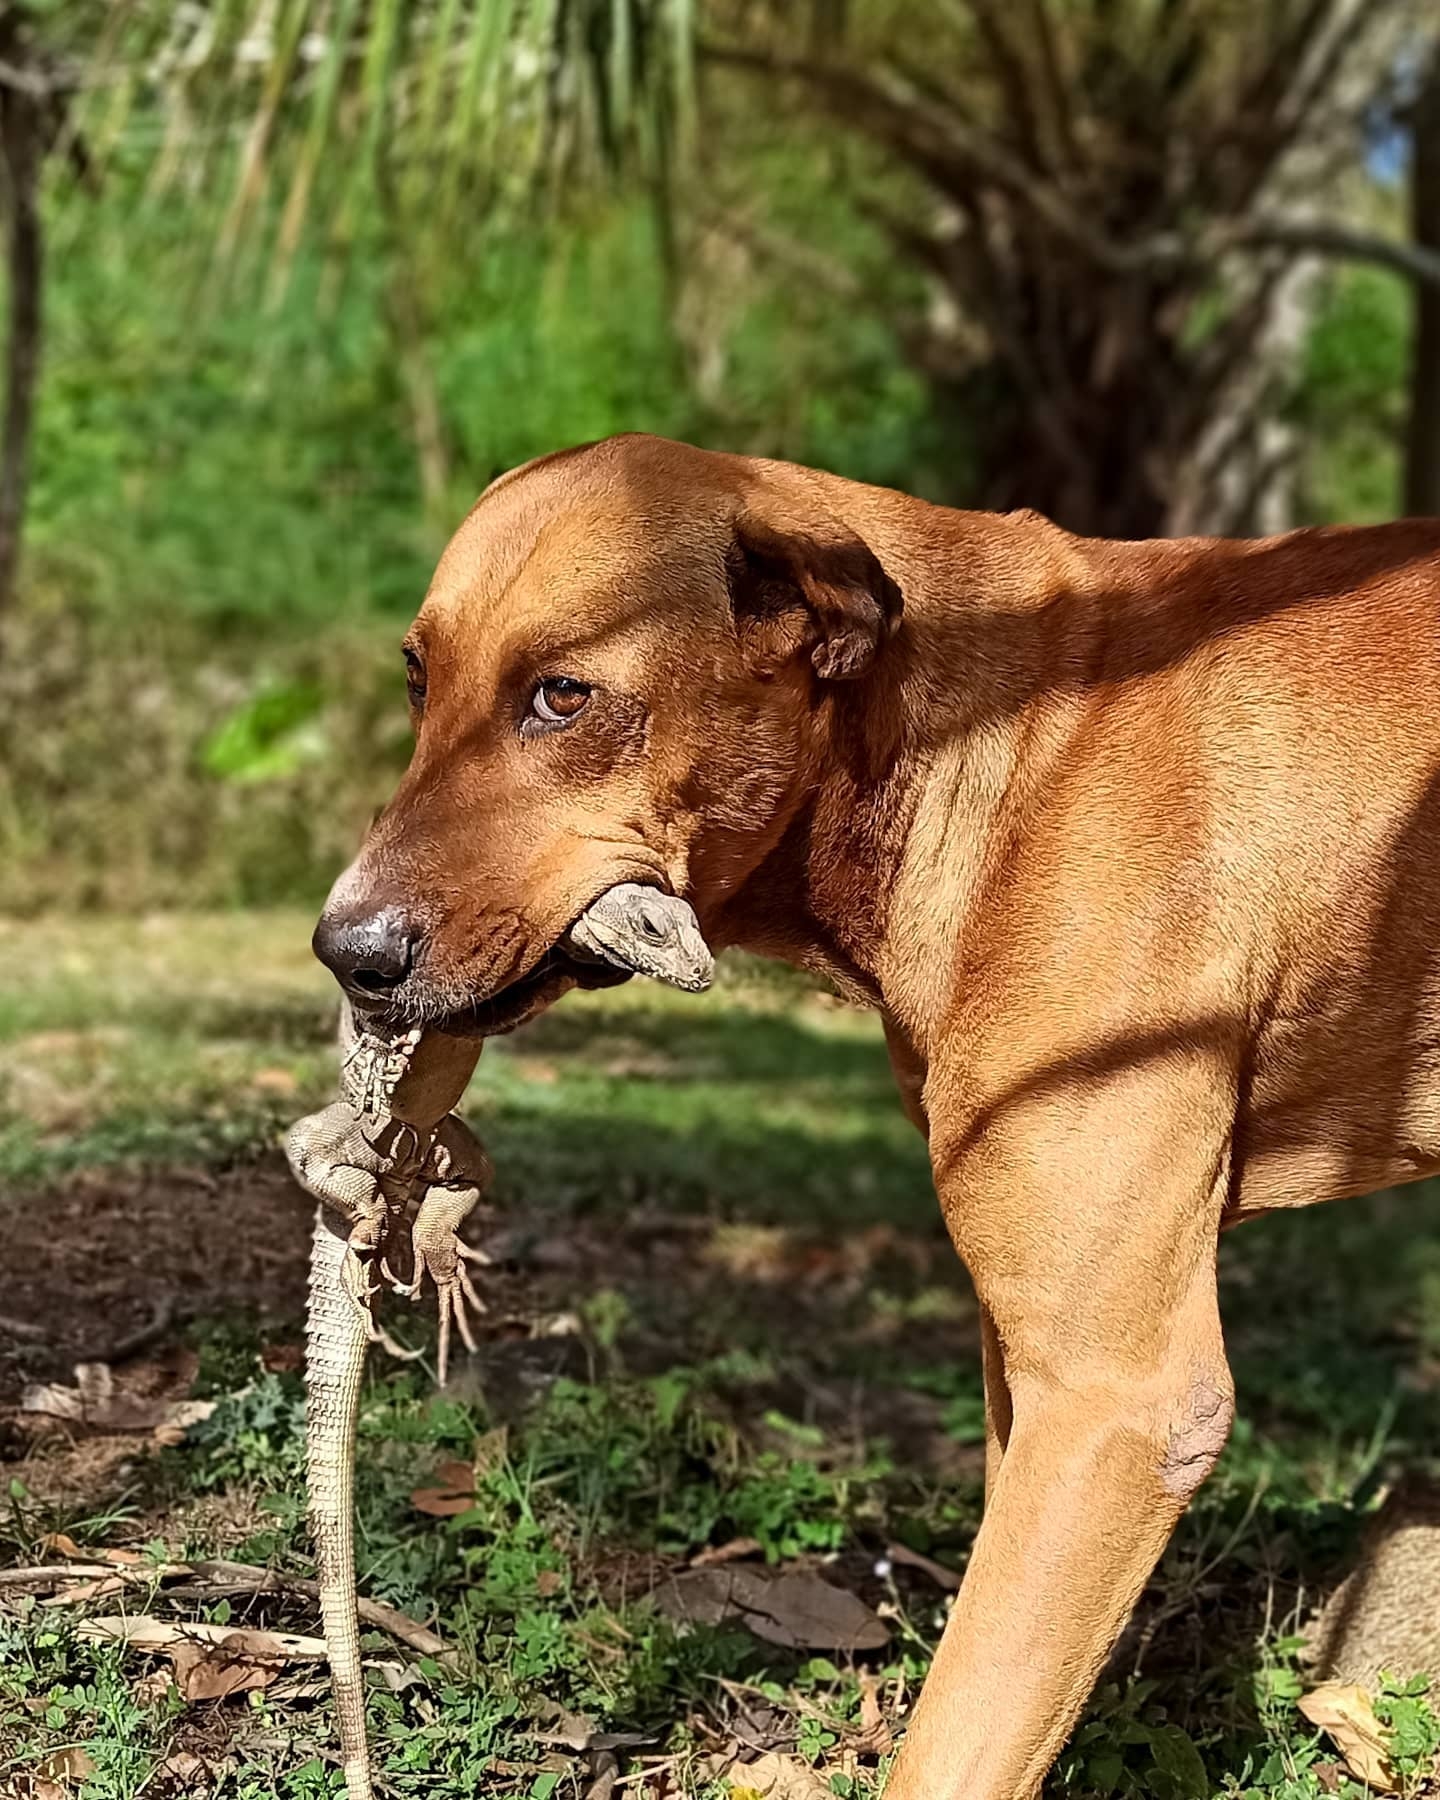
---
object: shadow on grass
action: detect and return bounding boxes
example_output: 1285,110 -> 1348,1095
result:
523,994 -> 897,1090
0,988 -> 339,1050
482,1095 -> 934,1229
482,1003 -> 934,1231
1222,1179 -> 1440,1454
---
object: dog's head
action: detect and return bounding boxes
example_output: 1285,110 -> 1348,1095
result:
313,434 -> 903,1033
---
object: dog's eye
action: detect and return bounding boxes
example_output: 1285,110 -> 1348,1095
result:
403,648 -> 426,710
529,677 -> 591,728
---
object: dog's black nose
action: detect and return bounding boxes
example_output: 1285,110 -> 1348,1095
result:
312,905 -> 419,1000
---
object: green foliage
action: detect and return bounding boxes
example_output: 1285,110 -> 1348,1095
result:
202,679 -> 328,784
1055,1680 -> 1210,1799
1373,1672 -> 1440,1796
1294,265 -> 1409,525
0,1611 -> 160,1798
186,1372 -> 310,1491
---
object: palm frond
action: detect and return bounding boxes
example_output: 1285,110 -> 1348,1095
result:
59,0 -> 700,279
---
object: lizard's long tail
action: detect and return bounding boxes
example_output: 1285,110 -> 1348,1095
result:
306,1206 -> 374,1800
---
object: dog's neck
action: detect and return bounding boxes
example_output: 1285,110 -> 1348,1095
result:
712,485 -> 1180,1057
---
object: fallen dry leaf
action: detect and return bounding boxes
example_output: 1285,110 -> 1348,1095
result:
586,1753 -> 619,1800
171,1638 -> 281,1702
692,1537 -> 764,1569
885,1541 -> 961,1591
711,1751 -> 830,1798
160,1753 -> 209,1786
38,1747 -> 96,1783
657,1566 -> 888,1652
41,1575 -> 128,1607
535,1311 -> 582,1338
529,1697 -> 654,1756
22,1362 -> 215,1439
410,1457 -> 477,1517
250,1066 -> 298,1095
1297,1683 -> 1399,1793
133,1668 -> 174,1706
531,1700 -> 598,1751
23,1363 -> 110,1422
78,1616 -> 327,1660
42,1532 -> 144,1567
704,1224 -> 796,1282
848,1670 -> 893,1757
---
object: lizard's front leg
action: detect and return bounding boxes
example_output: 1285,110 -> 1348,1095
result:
284,1103 -> 423,1358
285,1103 -> 391,1308
404,1115 -> 495,1386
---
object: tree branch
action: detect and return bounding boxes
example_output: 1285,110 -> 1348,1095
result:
694,205 -> 864,302
703,39 -> 1440,292
1224,218 -> 1440,288
704,41 -> 1160,270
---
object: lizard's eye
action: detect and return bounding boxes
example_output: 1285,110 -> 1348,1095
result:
526,676 -> 591,733
403,647 -> 426,711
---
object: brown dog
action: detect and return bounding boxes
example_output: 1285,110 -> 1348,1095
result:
313,433 -> 1440,1798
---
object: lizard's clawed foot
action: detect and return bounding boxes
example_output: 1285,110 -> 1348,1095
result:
340,1224 -> 384,1317
432,1261 -> 486,1389
409,1117 -> 495,1385
342,1235 -> 422,1360
366,1313 -> 424,1362
411,1224 -> 489,1387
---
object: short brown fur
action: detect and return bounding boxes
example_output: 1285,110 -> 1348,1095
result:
320,433 -> 1440,1797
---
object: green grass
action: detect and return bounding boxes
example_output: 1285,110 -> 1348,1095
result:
4,913 -> 1440,1796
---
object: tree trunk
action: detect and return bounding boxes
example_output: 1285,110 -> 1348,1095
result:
0,10 -> 44,624
1405,46 -> 1440,519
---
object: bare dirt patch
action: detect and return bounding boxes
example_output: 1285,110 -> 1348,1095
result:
0,1155 -> 311,1405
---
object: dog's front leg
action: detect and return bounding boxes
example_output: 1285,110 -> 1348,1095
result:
887,1063 -> 1236,1800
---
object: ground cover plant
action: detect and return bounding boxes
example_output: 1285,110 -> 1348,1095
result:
3,914 -> 1440,1797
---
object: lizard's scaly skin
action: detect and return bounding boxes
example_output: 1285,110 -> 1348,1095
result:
306,1207 -> 373,1800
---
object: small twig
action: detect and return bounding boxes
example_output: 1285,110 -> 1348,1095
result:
0,1295 -> 180,1359
1130,1472 -> 1270,1678
185,1561 -> 449,1658
0,1562 -> 138,1589
885,1542 -> 961,1591
586,1750 -> 620,1800
0,1313 -> 47,1342
1,1555 -> 447,1657
613,1757 -> 685,1789
88,1296 -> 177,1365
714,1675 -> 850,1735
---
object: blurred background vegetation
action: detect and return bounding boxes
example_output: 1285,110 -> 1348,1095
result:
0,0 -> 1438,911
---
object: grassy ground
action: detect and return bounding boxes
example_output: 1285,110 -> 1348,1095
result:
3,914 -> 1440,1798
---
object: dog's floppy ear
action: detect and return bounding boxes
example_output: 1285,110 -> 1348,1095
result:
727,498 -> 903,681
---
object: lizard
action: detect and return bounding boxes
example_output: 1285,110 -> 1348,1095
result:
564,880 -> 714,993
286,884 -> 714,1800
286,1037 -> 493,1375
289,1013 -> 485,1800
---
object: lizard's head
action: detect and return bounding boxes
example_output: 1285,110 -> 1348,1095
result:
311,433 -> 901,1034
